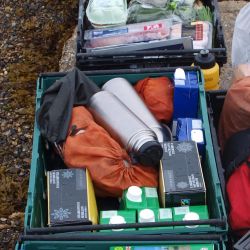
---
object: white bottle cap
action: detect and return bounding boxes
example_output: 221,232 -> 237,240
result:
174,68 -> 186,80
174,68 -> 186,86
109,215 -> 126,231
192,119 -> 202,129
139,209 -> 155,223
191,129 -> 204,143
126,186 -> 142,202
183,212 -> 200,228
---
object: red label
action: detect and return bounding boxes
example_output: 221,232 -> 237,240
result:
195,24 -> 203,40
144,23 -> 162,31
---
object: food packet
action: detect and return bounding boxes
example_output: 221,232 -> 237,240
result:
84,19 -> 172,48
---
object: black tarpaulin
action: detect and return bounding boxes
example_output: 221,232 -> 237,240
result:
36,68 -> 100,143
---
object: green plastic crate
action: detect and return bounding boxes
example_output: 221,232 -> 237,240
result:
16,67 -> 227,249
16,240 -> 226,250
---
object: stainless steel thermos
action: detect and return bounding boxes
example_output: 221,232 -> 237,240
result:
102,78 -> 166,143
89,91 -> 163,166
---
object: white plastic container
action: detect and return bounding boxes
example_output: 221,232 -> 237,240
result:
86,0 -> 128,28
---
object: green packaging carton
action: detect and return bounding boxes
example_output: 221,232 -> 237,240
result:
138,208 -> 173,230
120,186 -> 147,210
110,243 -> 214,250
143,187 -> 159,208
173,205 -> 209,229
158,208 -> 173,224
100,210 -> 136,232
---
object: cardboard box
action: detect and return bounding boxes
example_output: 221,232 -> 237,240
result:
120,186 -> 147,210
138,208 -> 173,230
173,205 -> 209,229
176,118 -> 205,158
100,210 -> 136,232
47,168 -> 98,226
110,244 -> 214,250
173,71 -> 199,119
143,187 -> 159,209
159,141 -> 206,207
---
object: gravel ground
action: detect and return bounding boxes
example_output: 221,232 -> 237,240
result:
0,1 -> 78,248
0,1 -> 248,249
219,1 -> 248,89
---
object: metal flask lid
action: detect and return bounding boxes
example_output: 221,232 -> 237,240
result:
137,140 -> 163,166
128,130 -> 163,166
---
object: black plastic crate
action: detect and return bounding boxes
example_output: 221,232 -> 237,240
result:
76,0 -> 227,71
206,90 -> 227,202
234,231 -> 250,250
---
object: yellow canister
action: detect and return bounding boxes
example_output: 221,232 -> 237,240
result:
192,50 -> 220,91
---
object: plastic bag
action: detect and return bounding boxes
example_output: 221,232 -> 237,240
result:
63,106 -> 158,197
86,0 -> 128,28
127,0 -> 176,24
174,4 -> 196,23
134,76 -> 174,123
232,3 -> 250,67
137,0 -> 170,8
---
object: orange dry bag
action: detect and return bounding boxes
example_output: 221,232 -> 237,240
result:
63,106 -> 158,197
134,76 -> 174,123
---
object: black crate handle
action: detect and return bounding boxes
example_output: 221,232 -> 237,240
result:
18,233 -> 222,244
25,218 -> 226,235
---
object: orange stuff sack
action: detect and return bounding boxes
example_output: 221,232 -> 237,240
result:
134,76 -> 174,123
219,76 -> 250,151
63,106 -> 158,197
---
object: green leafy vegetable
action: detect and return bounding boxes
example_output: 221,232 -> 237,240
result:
196,6 -> 213,23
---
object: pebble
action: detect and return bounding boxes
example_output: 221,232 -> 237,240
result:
3,130 -> 11,137
16,108 -> 26,115
0,218 -> 7,223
